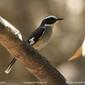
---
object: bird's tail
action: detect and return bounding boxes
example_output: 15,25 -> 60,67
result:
4,58 -> 16,74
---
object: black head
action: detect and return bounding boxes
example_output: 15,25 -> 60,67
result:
42,16 -> 63,25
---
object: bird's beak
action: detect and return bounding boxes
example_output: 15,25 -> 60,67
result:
57,17 -> 64,20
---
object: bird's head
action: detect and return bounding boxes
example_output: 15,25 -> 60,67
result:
41,16 -> 63,26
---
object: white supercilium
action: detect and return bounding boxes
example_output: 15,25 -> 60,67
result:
45,16 -> 57,19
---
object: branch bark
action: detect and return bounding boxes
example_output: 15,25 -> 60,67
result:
0,17 -> 67,85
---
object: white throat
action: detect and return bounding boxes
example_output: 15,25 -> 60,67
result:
44,24 -> 53,27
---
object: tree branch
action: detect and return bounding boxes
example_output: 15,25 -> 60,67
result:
0,16 -> 67,85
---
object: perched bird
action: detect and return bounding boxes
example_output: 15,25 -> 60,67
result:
5,16 -> 63,74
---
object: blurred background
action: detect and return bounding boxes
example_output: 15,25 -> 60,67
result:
0,0 -> 85,85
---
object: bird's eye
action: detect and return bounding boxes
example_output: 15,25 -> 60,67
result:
45,18 -> 56,24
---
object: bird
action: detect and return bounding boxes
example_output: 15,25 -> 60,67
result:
4,15 -> 63,74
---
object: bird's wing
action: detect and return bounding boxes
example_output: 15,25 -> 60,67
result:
28,27 -> 45,45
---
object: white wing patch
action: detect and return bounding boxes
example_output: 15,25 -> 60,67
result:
29,37 -> 35,45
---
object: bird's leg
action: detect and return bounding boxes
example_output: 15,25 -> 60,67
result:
4,58 -> 16,74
